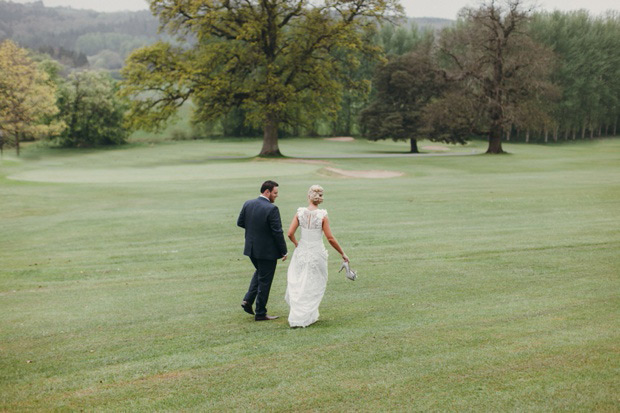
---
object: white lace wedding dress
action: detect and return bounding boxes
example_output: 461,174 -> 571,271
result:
285,207 -> 329,327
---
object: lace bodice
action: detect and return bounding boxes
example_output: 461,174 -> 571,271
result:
296,207 -> 327,244
297,207 -> 327,230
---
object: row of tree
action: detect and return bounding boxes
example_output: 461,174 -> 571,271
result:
121,0 -> 619,155
0,40 -> 128,154
363,1 -> 559,153
529,11 -> 620,141
361,5 -> 620,152
2,0 -> 618,156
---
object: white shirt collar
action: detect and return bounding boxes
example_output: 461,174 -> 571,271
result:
259,195 -> 270,201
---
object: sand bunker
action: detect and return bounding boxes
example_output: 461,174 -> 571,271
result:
324,137 -> 355,142
321,167 -> 403,179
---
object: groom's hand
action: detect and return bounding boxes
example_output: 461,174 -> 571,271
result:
282,254 -> 288,262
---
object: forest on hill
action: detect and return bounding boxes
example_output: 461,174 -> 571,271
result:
0,0 -> 162,71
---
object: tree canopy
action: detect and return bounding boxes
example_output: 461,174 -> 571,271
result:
55,71 -> 129,147
529,10 -> 620,141
431,0 -> 557,153
121,0 -> 402,156
360,39 -> 444,153
360,0 -> 558,153
0,40 -> 64,155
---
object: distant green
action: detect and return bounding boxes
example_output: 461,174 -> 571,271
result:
1,138 -> 618,411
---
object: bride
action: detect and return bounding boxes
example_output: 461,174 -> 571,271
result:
285,185 -> 349,328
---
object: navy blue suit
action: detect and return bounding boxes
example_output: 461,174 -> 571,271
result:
237,196 -> 287,317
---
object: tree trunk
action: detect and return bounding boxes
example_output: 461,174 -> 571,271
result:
614,118 -> 617,136
553,126 -> 558,142
581,124 -> 586,140
544,127 -> 548,143
486,124 -> 504,154
506,128 -> 511,141
572,128 -> 576,140
259,115 -> 282,157
410,138 -> 419,153
15,132 -> 20,157
525,129 -> 530,143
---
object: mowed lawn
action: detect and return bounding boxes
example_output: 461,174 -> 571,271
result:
0,138 -> 618,411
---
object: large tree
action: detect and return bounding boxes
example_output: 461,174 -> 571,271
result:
360,40 -> 445,153
433,0 -> 556,153
0,40 -> 64,155
120,0 -> 401,156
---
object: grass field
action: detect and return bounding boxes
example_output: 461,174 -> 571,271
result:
1,137 -> 619,411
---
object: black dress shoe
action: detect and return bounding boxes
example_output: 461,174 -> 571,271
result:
241,301 -> 254,315
255,314 -> 279,321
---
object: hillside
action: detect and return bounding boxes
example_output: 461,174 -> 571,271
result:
0,0 -> 161,70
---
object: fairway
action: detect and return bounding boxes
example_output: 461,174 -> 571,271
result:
1,138 -> 619,411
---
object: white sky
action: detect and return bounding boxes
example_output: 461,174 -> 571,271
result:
8,0 -> 620,18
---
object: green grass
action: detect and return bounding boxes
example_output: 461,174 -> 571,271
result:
1,138 -> 619,411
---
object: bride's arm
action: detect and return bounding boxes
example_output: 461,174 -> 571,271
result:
322,216 -> 349,262
287,215 -> 299,247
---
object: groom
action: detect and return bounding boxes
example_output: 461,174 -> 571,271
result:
237,180 -> 288,321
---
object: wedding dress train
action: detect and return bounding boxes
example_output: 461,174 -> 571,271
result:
285,207 -> 329,327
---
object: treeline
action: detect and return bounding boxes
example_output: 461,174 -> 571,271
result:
360,6 -> 620,152
2,0 -> 618,155
195,7 -> 620,149
528,11 -> 620,142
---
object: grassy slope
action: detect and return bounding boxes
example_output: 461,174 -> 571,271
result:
0,138 -> 618,411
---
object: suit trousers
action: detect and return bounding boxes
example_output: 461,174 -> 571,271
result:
244,257 -> 277,317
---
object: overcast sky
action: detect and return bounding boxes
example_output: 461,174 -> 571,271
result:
9,0 -> 620,18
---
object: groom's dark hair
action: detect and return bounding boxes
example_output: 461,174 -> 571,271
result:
261,180 -> 279,193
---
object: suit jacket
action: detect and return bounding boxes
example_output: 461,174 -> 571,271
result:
237,197 -> 288,260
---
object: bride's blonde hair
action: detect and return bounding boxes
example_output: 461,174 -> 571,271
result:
307,185 -> 324,205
